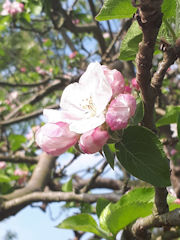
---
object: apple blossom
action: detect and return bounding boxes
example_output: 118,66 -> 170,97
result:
103,32 -> 110,39
0,161 -> 6,169
36,62 -> 137,155
58,62 -> 112,134
174,199 -> 180,204
106,94 -> 136,131
79,127 -> 109,154
1,0 -> 24,16
102,65 -> 125,97
35,122 -> 79,156
170,149 -> 178,156
72,19 -> 80,25
69,51 -> 77,59
35,66 -> 47,75
14,169 -> 28,185
42,38 -> 48,43
131,78 -> 140,91
20,67 -> 26,73
9,91 -> 18,101
26,126 -> 40,140
124,85 -> 132,94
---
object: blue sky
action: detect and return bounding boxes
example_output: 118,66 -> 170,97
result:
0,204 -> 74,240
0,153 -> 120,240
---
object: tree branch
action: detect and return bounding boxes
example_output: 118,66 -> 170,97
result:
132,209 -> 180,239
134,0 -> 163,131
4,152 -> 56,200
0,191 -> 120,221
0,155 -> 38,164
0,104 -> 59,127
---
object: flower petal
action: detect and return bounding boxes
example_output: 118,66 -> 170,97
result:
43,109 -> 64,123
79,62 -> 112,114
60,82 -> 91,120
69,114 -> 105,134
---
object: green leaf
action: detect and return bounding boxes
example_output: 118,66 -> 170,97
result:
99,188 -> 154,234
62,178 -> 73,192
177,113 -> 180,141
96,198 -> 110,218
116,126 -> 170,187
56,213 -> 101,236
156,106 -> 180,127
119,21 -> 142,61
176,0 -> 180,37
8,134 -> 26,151
103,144 -> 115,169
162,0 -> 176,19
0,174 -> 11,183
167,193 -> 180,211
130,97 -> 144,125
96,0 -> 136,21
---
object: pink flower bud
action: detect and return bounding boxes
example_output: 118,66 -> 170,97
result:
102,65 -> 125,97
42,38 -> 48,43
4,99 -> 11,105
79,127 -> 109,154
103,32 -> 110,39
72,19 -> 80,25
106,94 -> 136,131
14,169 -> 28,185
69,51 -> 77,59
131,78 -> 140,91
35,122 -> 79,156
40,59 -> 45,64
124,85 -> 132,94
11,2 -> 24,14
174,199 -> 180,204
1,0 -> 24,16
14,169 -> 28,176
35,66 -> 47,75
170,149 -> 178,156
20,67 -> 26,73
9,91 -> 18,101
0,161 -> 6,169
26,126 -> 39,140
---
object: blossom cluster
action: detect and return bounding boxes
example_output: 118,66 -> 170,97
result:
36,62 -> 136,155
1,0 -> 24,16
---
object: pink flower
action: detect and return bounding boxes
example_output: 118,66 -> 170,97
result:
42,38 -> 48,43
69,51 -> 77,59
9,91 -> 18,101
0,161 -> 6,169
20,67 -> 26,72
124,85 -> 132,94
79,127 -> 109,154
1,0 -> 24,16
35,122 -> 79,156
35,66 -> 47,75
103,32 -> 110,39
106,94 -> 136,131
131,78 -> 140,91
102,65 -> 125,97
4,99 -> 11,105
170,149 -> 178,156
26,126 -> 40,140
14,169 -> 28,185
40,59 -> 45,64
72,19 -> 80,25
175,199 -> 180,204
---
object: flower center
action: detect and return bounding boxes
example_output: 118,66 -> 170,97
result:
80,96 -> 96,118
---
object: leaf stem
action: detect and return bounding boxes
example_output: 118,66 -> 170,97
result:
97,227 -> 115,240
163,19 -> 177,42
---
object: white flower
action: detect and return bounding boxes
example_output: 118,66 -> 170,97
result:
44,62 -> 112,134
